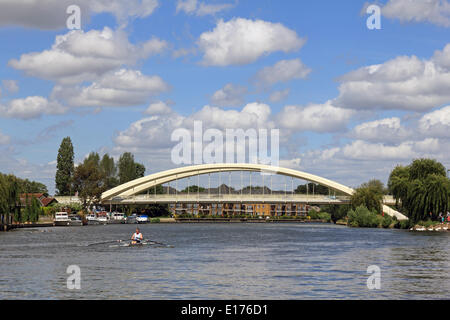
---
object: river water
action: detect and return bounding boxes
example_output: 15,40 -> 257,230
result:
0,223 -> 449,299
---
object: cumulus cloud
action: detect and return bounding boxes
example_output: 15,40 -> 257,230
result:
419,105 -> 450,137
381,0 -> 450,27
198,18 -> 305,66
144,101 -> 173,115
334,45 -> 450,111
210,83 -> 248,107
276,102 -> 354,133
350,117 -> 411,143
9,27 -> 168,84
0,0 -> 159,29
186,103 -> 274,130
176,0 -> 234,16
255,59 -> 311,87
0,96 -> 68,120
51,69 -> 169,108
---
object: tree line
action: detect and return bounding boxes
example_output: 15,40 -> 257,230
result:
346,158 -> 449,227
55,137 -> 146,211
0,173 -> 46,223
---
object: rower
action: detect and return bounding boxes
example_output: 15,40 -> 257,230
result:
131,227 -> 144,244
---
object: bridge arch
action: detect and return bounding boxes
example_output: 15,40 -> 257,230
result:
101,163 -> 407,220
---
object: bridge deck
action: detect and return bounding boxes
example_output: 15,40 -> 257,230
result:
102,194 -> 397,205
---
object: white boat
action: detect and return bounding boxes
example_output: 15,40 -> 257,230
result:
137,215 -> 149,224
108,212 -> 126,224
126,214 -> 137,224
54,212 -> 70,226
87,213 -> 99,225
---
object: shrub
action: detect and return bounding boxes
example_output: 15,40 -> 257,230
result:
150,218 -> 160,223
318,212 -> 331,222
348,205 -> 383,228
381,215 -> 392,228
308,210 -> 320,220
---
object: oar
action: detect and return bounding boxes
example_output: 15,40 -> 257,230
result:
85,239 -> 129,247
147,239 -> 174,248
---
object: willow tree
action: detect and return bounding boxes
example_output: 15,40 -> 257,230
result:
388,159 -> 450,222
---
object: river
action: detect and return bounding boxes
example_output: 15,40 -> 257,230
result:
0,223 -> 449,299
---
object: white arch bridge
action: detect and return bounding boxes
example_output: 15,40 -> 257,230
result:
101,163 -> 407,221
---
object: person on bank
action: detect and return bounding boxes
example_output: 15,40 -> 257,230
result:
131,228 -> 144,244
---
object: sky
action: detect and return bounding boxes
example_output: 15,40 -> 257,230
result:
0,0 -> 449,194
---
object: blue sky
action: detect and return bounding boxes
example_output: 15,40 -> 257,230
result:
0,0 -> 449,194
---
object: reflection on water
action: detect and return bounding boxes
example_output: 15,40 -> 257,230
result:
0,223 -> 449,299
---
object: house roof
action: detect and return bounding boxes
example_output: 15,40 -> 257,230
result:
19,193 -> 57,207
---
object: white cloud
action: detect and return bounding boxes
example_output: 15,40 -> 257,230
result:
351,117 -> 411,143
269,89 -> 290,103
0,0 -> 159,29
198,18 -> 305,66
419,105 -> 450,137
255,59 -> 311,87
144,101 -> 173,115
187,103 -> 274,130
176,0 -> 234,16
210,83 -> 248,107
9,27 -> 168,84
0,96 -> 67,120
2,80 -> 19,94
433,43 -> 450,70
341,140 -> 416,161
276,102 -> 354,133
52,69 -> 169,107
334,46 -> 450,111
115,114 -> 185,150
381,0 -> 450,27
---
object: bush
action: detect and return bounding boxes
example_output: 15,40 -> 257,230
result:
348,205 -> 384,228
381,215 -> 392,228
308,210 -> 320,220
318,212 -> 331,222
150,218 -> 160,223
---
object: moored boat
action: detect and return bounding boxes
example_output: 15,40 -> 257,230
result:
137,214 -> 149,224
54,212 -> 70,226
86,213 -> 100,225
108,212 -> 126,224
126,214 -> 137,224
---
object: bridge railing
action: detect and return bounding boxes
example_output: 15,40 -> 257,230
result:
109,194 -> 352,203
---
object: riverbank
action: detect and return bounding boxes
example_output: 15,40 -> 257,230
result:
410,222 -> 450,232
1,216 -> 54,231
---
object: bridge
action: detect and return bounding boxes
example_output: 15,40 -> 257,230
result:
101,163 -> 407,220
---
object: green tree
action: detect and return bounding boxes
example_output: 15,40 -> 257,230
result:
295,183 -> 329,195
72,153 -> 105,211
100,154 -> 119,190
409,158 -> 446,181
387,159 -> 449,222
322,204 -> 349,224
351,184 -> 383,213
361,179 -> 388,195
181,185 -> 206,193
118,152 -> 145,184
388,165 -> 409,207
55,137 -> 74,196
